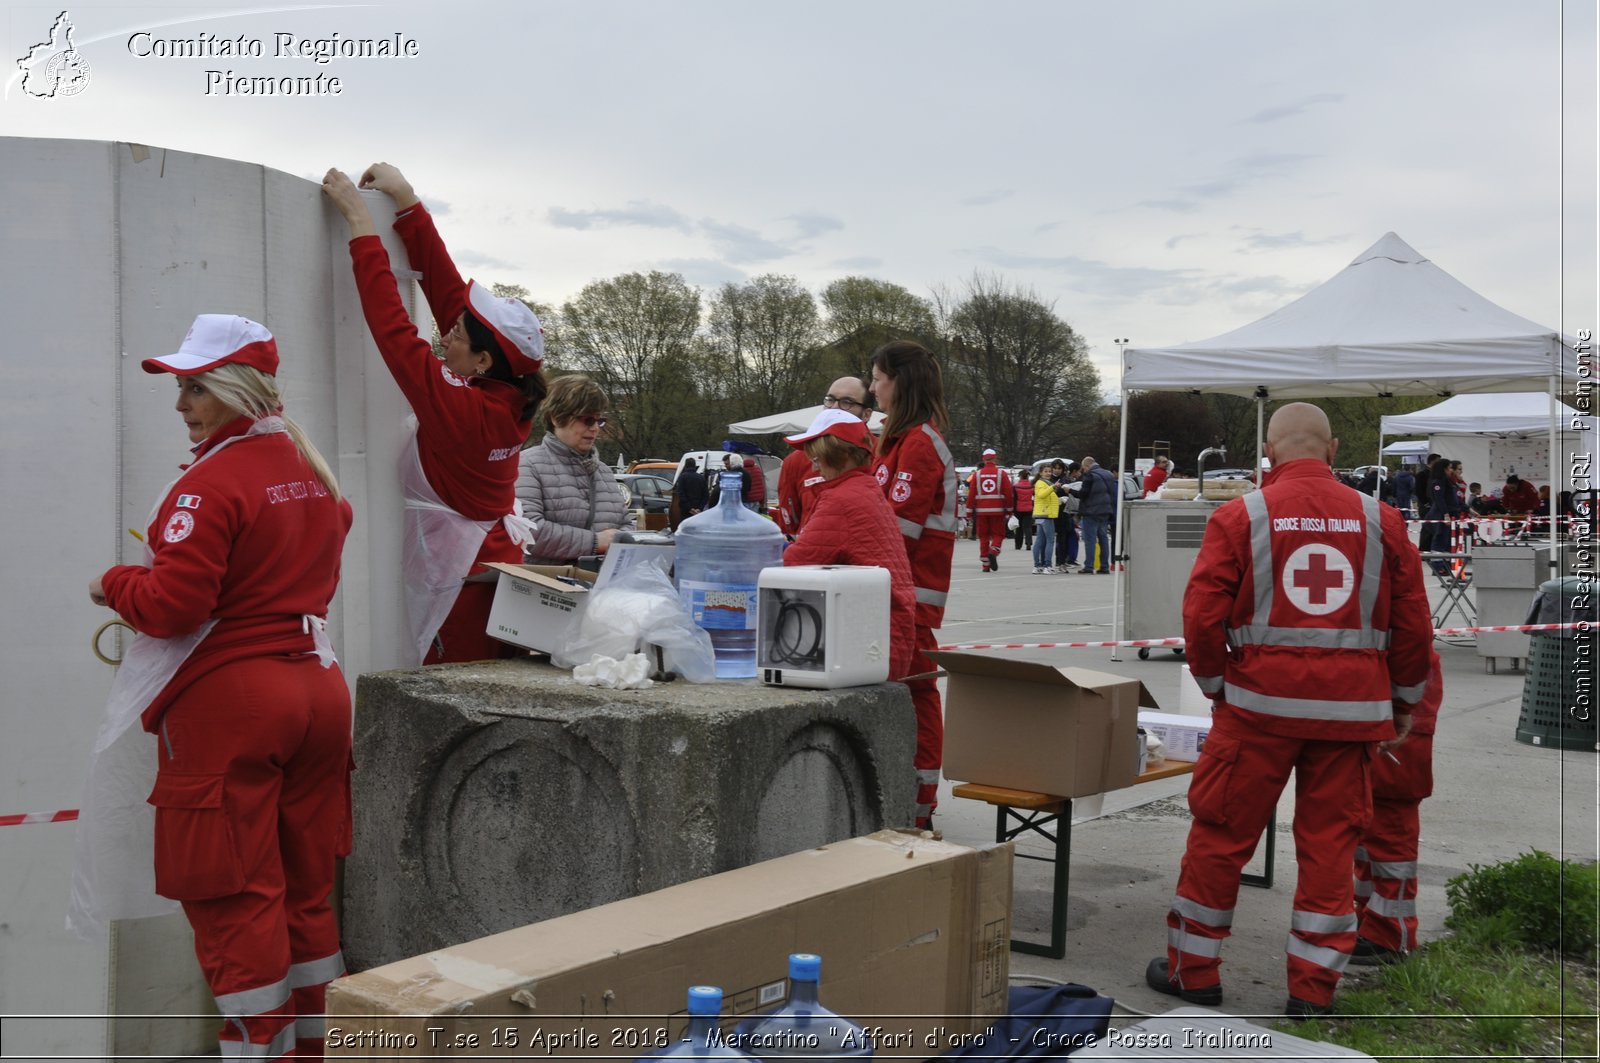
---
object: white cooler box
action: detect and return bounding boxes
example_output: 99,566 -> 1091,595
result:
757,565 -> 891,688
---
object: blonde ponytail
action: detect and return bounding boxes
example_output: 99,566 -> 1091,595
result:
197,364 -> 341,498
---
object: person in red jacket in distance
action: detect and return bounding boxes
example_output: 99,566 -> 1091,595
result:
780,408 -> 916,683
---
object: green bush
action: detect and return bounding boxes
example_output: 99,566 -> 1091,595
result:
1445,850 -> 1599,958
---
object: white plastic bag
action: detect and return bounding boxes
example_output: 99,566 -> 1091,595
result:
552,558 -> 719,683
1006,514 -> 1020,532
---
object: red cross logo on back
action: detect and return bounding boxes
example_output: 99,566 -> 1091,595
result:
1281,544 -> 1353,616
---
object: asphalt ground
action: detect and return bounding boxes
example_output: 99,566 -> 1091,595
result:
924,532 -> 1597,1026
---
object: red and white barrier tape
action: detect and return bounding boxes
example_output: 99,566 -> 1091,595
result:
6,622 -> 1588,827
937,622 -> 1588,653
0,809 -> 78,827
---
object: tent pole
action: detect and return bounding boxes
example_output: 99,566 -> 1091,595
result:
1110,341 -> 1130,662
1256,397 -> 1265,474
1548,375 -> 1560,568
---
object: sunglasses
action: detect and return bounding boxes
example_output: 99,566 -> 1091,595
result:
572,415 -> 608,429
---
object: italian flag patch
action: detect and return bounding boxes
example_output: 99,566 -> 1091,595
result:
175,494 -> 201,510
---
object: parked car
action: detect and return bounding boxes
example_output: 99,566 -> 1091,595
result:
615,473 -> 674,514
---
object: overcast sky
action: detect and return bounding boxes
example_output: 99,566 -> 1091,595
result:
5,0 -> 1595,389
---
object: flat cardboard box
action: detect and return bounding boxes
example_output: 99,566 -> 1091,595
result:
483,563 -> 597,654
933,651 -> 1156,798
327,832 -> 1012,1060
1138,711 -> 1213,761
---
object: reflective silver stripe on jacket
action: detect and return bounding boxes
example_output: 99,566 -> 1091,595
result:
1171,894 -> 1234,928
924,425 -> 959,532
1367,894 -> 1418,918
1392,680 -> 1428,703
214,977 -> 290,1019
1225,683 -> 1393,722
915,587 -> 948,608
1168,926 -> 1223,957
288,950 -> 344,988
899,517 -> 924,540
1285,934 -> 1352,973
1354,878 -> 1374,898
916,768 -> 941,785
1192,673 -> 1224,695
1291,909 -> 1358,935
1367,858 -> 1418,880
1226,624 -> 1390,650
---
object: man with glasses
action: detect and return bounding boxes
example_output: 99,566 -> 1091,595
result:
775,377 -> 874,538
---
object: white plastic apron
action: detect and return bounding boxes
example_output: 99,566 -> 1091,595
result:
66,418 -> 338,939
399,420 -> 537,665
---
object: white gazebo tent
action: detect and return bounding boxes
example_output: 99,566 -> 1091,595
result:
728,403 -> 886,436
1114,232 -> 1578,651
1380,392 -> 1594,492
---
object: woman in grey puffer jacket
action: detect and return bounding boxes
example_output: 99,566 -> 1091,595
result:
516,375 -> 635,563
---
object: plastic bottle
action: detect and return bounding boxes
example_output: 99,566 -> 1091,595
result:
674,469 -> 784,678
638,985 -> 754,1061
734,953 -> 874,1060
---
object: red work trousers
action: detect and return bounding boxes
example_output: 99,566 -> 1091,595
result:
974,514 -> 1008,559
1165,710 -> 1371,1007
426,581 -> 526,664
151,654 -> 353,1060
1355,733 -> 1433,953
907,624 -> 943,829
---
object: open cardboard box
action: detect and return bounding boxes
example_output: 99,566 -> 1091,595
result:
327,831 -> 1012,1060
482,540 -> 676,655
932,651 -> 1159,798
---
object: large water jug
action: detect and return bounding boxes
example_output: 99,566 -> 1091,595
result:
674,469 -> 784,679
637,985 -> 754,1061
734,953 -> 874,1060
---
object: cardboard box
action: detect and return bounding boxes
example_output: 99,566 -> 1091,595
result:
933,651 -> 1156,798
327,832 -> 1012,1060
483,563 -> 597,654
1138,710 -> 1213,761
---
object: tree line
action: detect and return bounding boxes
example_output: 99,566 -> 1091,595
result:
488,271 -> 1105,467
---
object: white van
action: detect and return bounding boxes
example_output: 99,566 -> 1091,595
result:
675,450 -> 782,508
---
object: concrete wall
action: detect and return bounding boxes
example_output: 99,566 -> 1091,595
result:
343,661 -> 917,970
0,136 -> 417,1059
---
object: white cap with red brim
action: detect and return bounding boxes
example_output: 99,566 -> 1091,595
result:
982,447 -> 997,458
141,314 -> 279,376
784,408 -> 874,453
466,280 -> 545,376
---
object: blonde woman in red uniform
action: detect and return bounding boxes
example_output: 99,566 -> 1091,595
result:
86,315 -> 353,1061
323,163 -> 547,664
868,340 -> 957,829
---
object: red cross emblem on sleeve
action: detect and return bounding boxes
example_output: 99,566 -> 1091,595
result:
1281,543 -> 1354,615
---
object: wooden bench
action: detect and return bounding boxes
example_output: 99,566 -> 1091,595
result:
953,760 -> 1276,959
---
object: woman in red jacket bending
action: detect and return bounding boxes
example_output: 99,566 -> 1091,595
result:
781,409 -> 916,683
87,315 -> 353,1061
323,163 -> 547,664
869,340 -> 957,828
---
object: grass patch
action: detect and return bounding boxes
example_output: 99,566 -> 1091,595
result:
1281,852 -> 1599,1061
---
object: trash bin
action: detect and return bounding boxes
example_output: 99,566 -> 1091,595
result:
1514,577 -> 1598,750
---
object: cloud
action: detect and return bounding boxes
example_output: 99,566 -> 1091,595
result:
830,255 -> 883,270
1034,220 -> 1064,236
699,219 -> 794,264
657,258 -> 748,289
785,212 -> 844,238
1139,198 -> 1200,213
1243,92 -> 1345,124
1165,233 -> 1205,250
966,246 -> 1200,299
547,200 -> 694,232
450,249 -> 520,272
961,189 -> 1015,207
1233,229 -> 1348,252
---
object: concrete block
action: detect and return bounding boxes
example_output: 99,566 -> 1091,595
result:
343,659 -> 917,970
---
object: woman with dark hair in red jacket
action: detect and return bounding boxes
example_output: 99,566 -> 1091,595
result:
323,163 -> 547,665
869,340 -> 957,828
781,409 -> 916,682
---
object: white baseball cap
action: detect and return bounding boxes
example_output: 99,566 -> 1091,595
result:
142,314 -> 279,376
466,280 -> 545,376
785,408 -> 874,454
982,447 -> 997,458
